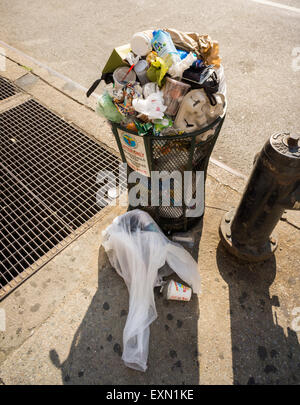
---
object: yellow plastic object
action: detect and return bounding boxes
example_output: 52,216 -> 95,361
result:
146,51 -> 157,64
146,55 -> 171,87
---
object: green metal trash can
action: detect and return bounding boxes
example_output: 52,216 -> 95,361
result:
111,111 -> 226,233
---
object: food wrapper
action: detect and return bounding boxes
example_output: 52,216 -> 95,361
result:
126,121 -> 138,132
164,28 -> 221,68
153,117 -> 173,136
113,82 -> 143,117
134,121 -> 153,136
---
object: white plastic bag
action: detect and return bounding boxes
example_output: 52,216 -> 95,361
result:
168,52 -> 197,79
102,209 -> 201,372
216,64 -> 226,97
132,91 -> 167,120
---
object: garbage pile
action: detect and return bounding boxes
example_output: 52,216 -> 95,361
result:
92,28 -> 226,138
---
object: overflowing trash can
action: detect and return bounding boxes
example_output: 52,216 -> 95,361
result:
111,113 -> 225,232
88,28 -> 227,232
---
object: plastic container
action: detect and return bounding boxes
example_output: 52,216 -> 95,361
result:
177,49 -> 205,69
130,32 -> 152,57
168,52 -> 197,79
163,77 -> 191,116
151,30 -> 181,66
113,67 -> 137,90
166,280 -> 192,301
134,59 -> 149,85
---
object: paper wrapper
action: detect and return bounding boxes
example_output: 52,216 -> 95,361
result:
164,28 -> 221,68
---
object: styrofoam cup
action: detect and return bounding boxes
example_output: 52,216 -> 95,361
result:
166,280 -> 192,301
130,32 -> 152,57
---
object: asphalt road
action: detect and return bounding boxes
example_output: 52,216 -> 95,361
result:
0,0 -> 299,175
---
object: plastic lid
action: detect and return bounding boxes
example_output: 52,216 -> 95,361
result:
130,33 -> 152,57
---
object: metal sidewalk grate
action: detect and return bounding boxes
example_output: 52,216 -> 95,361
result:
0,99 -> 123,299
0,169 -> 72,291
0,76 -> 19,101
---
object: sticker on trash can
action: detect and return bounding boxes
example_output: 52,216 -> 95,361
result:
119,130 -> 150,177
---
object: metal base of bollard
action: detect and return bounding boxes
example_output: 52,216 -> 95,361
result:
219,208 -> 278,262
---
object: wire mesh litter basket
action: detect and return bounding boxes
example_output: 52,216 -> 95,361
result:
111,110 -> 226,233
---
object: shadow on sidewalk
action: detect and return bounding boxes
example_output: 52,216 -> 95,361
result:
217,243 -> 300,385
49,221 -> 203,385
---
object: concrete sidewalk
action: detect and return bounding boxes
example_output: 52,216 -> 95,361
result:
0,51 -> 299,385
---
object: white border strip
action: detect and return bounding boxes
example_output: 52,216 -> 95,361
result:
210,158 -> 247,180
249,0 -> 300,14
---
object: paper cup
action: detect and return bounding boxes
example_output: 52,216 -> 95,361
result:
166,280 -> 192,301
113,67 -> 136,90
130,32 -> 152,57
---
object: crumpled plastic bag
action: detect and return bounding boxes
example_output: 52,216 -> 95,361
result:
125,51 -> 140,66
168,52 -> 197,79
142,82 -> 159,99
132,91 -> 167,120
102,209 -> 201,372
96,91 -> 124,123
165,28 -> 221,68
113,82 -> 143,117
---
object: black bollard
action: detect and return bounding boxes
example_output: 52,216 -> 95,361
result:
219,132 -> 300,262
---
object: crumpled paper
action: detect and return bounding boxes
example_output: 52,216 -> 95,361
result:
165,28 -> 221,68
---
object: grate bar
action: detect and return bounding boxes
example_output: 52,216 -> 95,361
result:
0,76 -> 20,101
0,97 -> 124,299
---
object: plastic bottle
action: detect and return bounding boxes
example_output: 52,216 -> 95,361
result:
151,30 -> 181,66
168,52 -> 197,79
177,49 -> 205,69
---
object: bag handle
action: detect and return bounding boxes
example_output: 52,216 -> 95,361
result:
86,73 -> 114,97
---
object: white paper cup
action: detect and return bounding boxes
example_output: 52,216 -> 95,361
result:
130,32 -> 152,57
113,67 -> 136,90
166,280 -> 192,301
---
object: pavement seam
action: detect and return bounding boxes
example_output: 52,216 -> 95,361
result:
1,53 -> 96,112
